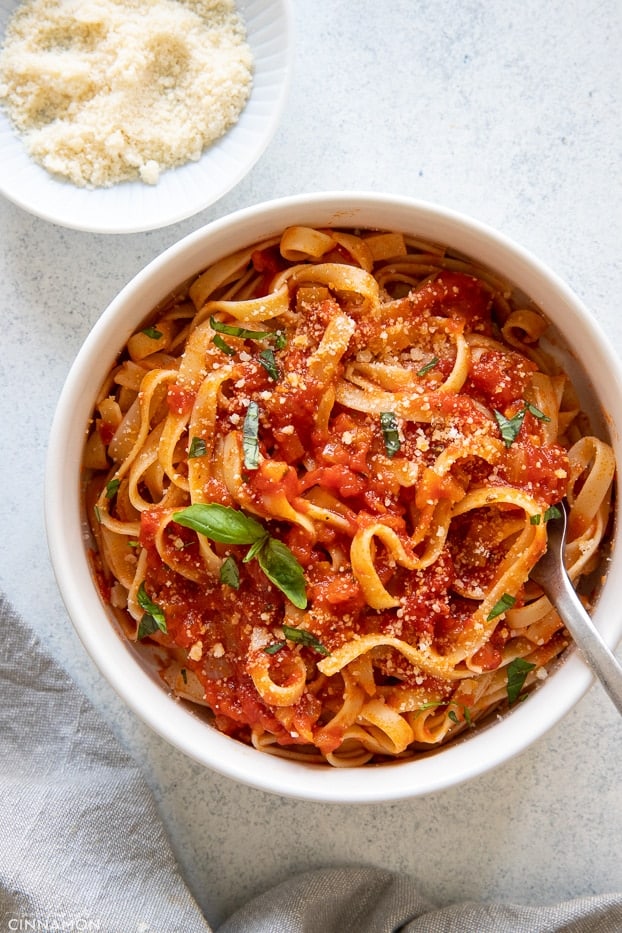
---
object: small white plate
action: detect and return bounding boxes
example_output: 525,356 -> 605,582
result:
0,0 -> 292,233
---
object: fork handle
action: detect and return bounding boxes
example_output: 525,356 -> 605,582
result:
545,568 -> 622,717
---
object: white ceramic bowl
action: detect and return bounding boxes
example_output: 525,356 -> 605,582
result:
45,193 -> 622,802
0,0 -> 291,233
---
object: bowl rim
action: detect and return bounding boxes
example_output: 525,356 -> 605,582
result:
45,191 -> 622,802
0,0 -> 294,233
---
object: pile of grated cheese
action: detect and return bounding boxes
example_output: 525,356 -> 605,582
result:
0,0 -> 253,187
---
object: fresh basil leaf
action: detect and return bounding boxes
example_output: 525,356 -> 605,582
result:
494,408 -> 526,447
257,538 -> 308,610
282,623 -> 328,654
243,401 -> 260,470
486,593 -> 516,621
417,356 -> 439,376
273,330 -> 287,350
219,554 -> 240,589
141,326 -> 163,340
212,334 -> 236,355
506,657 -> 536,705
209,316 -> 275,342
258,348 -> 280,381
173,503 -> 266,545
136,582 -> 167,635
380,411 -> 401,458
188,437 -> 207,458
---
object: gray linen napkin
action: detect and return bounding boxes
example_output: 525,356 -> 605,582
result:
221,866 -> 622,933
2,591 -> 622,932
0,592 -> 211,933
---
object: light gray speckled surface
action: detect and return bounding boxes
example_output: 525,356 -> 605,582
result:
1,0 -> 621,926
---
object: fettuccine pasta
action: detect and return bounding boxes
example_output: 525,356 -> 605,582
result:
83,224 -> 615,766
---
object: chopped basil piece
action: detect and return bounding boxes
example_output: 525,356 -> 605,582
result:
273,330 -> 287,350
494,408 -> 526,447
141,326 -> 163,340
212,334 -> 236,355
136,582 -> 167,637
219,555 -> 240,589
417,356 -> 439,376
264,642 -> 286,655
258,539 -> 308,610
258,348 -> 280,381
418,699 -> 473,727
486,593 -> 516,621
495,401 -> 551,449
174,503 -> 266,545
380,411 -> 401,458
530,504 -> 563,525
525,402 -> 551,422
209,316 -> 275,342
188,437 -> 207,459
181,668 -> 188,684
282,623 -> 327,654
506,657 -> 536,705
105,478 -> 120,499
137,614 -> 160,640
243,400 -> 260,470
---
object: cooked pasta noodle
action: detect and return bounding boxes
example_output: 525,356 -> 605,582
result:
84,225 -> 615,766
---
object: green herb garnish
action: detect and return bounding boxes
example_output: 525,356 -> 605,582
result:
136,582 -> 167,639
258,540 -> 308,612
380,411 -> 401,458
494,402 -> 551,447
506,657 -> 536,705
243,401 -> 260,470
530,504 -> 563,525
141,326 -> 163,340
105,478 -> 120,499
264,642 -> 285,655
486,593 -> 516,621
219,555 -> 240,589
173,503 -> 308,609
173,503 -> 266,545
417,699 -> 474,727
209,316 -> 276,342
417,356 -> 439,376
258,348 -> 281,381
281,623 -> 329,655
212,334 -> 236,355
188,437 -> 207,458
494,408 -> 526,447
525,402 -> 551,422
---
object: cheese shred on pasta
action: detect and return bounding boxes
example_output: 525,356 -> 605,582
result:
84,225 -> 615,766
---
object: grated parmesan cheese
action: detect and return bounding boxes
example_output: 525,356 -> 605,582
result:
0,0 -> 253,187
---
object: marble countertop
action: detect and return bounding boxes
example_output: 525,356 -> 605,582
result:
1,0 -> 621,925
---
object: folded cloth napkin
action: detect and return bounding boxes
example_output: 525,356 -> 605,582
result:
2,591 -> 622,933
